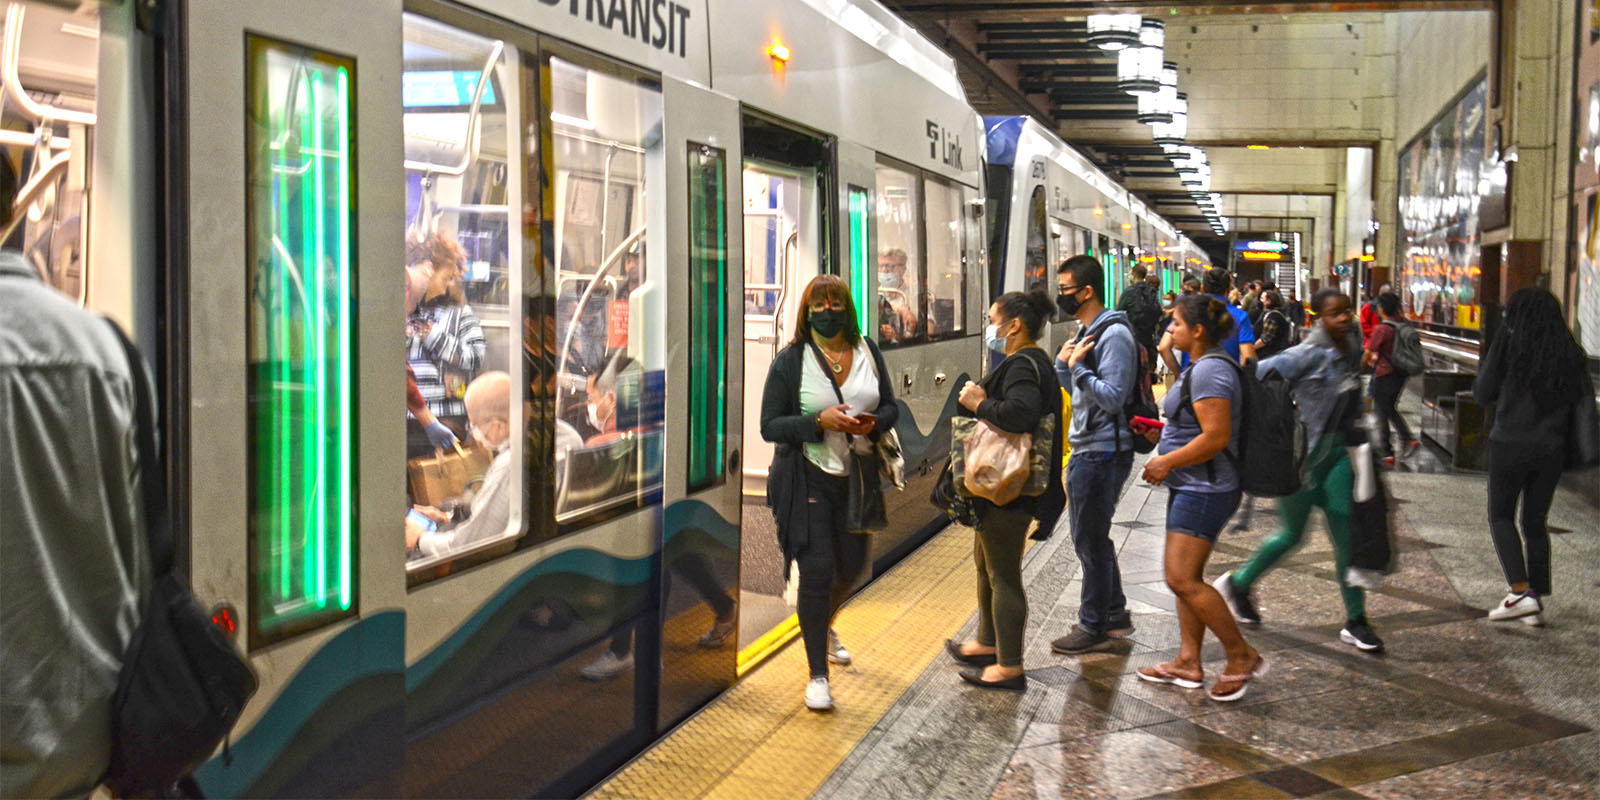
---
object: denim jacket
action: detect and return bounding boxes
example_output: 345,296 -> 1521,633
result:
1256,324 -> 1363,447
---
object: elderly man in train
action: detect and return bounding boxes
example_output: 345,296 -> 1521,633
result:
406,370 -> 514,557
877,247 -> 918,342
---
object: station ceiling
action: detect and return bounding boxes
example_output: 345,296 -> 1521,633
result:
885,0 -> 1486,260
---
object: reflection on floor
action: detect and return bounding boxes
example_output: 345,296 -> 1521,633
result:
738,500 -> 793,652
592,420 -> 1598,799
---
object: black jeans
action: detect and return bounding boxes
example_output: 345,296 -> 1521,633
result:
796,461 -> 871,677
1371,372 -> 1413,454
1487,441 -> 1561,595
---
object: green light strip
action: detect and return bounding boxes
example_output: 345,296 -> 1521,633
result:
300,73 -> 316,608
312,70 -> 327,608
848,190 -> 869,334
337,66 -> 352,611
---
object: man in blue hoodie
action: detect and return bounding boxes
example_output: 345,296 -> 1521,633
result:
1050,255 -> 1141,654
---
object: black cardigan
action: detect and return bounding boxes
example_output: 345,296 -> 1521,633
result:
963,346 -> 1066,536
761,338 -> 900,565
1473,334 -> 1590,453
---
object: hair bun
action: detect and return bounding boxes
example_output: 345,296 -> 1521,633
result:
1025,289 -> 1055,317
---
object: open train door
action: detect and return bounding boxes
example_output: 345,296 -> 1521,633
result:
655,75 -> 744,730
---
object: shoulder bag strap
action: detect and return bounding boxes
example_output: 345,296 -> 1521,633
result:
103,319 -> 175,577
806,339 -> 854,445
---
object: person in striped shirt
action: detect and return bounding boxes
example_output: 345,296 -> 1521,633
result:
406,231 -> 487,429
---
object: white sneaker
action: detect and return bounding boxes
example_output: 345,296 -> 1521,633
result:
804,677 -> 833,711
827,629 -> 852,665
580,650 -> 634,681
1487,592 -> 1541,622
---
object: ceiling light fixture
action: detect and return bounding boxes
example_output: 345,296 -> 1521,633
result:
1117,20 -> 1164,95
1151,92 -> 1187,145
1086,14 -> 1142,51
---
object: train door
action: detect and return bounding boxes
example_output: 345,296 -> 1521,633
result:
655,76 -> 743,729
182,1 -> 408,795
736,116 -> 829,662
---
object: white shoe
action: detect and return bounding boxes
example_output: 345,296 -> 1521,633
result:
580,650 -> 634,681
1521,613 -> 1546,627
1487,592 -> 1541,622
827,629 -> 852,665
805,677 -> 833,711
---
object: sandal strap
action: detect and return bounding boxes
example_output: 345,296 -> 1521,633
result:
1216,673 -> 1252,683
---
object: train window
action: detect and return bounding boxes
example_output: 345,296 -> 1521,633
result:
922,177 -> 964,339
549,56 -> 665,528
245,37 -> 358,643
401,14 -> 524,578
875,163 -> 922,346
1024,186 -> 1048,294
687,143 -> 728,492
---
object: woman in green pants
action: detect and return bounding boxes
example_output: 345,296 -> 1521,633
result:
1213,288 -> 1384,653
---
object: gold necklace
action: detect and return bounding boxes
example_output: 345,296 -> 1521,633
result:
818,344 -> 847,374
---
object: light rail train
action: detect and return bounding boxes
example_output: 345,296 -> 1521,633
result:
6,0 -> 1204,794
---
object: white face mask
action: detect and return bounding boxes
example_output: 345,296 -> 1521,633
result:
587,401 -> 612,431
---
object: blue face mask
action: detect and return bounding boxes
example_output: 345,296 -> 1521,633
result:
985,323 -> 1008,353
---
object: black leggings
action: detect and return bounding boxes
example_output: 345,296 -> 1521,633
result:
1487,442 -> 1561,596
1371,373 -> 1413,453
796,462 -> 871,677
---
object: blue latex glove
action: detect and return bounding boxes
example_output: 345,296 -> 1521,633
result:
424,419 -> 458,449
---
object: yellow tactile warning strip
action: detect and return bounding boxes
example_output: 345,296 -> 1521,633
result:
588,521 -> 989,800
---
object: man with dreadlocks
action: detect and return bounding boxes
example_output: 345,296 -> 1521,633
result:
1472,288 -> 1595,626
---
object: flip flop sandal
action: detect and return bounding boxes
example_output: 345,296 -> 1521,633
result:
1136,663 -> 1203,689
1209,654 -> 1269,702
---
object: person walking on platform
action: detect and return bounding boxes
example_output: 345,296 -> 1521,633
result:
1114,262 -> 1163,379
1049,255 -> 1140,654
761,275 -> 899,712
1133,295 -> 1265,702
1363,293 -> 1420,463
945,290 -> 1065,691
1216,289 -> 1383,653
1472,288 -> 1595,625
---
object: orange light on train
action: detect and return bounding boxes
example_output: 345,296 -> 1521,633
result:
767,43 -> 791,62
1122,222 -> 1132,230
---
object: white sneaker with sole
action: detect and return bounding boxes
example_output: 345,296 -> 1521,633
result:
580,650 -> 634,681
805,677 -> 833,711
827,629 -> 852,665
1487,592 -> 1541,622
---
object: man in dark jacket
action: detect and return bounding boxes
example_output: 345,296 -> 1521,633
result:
1114,264 -> 1163,376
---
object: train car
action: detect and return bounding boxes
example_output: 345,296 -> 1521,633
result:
982,115 -> 1193,356
4,0 -> 983,796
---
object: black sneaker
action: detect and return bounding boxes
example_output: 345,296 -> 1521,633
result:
1213,571 -> 1261,626
1051,624 -> 1112,654
1339,618 -> 1384,652
1106,612 -> 1135,639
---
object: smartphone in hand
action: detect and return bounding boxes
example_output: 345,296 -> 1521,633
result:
1130,415 -> 1165,430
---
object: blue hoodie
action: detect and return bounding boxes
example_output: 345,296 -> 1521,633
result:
1055,309 -> 1140,453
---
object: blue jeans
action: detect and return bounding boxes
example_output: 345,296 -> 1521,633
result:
1066,449 -> 1135,634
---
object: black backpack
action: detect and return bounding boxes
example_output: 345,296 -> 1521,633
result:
1119,283 -> 1164,349
1383,319 -> 1425,376
1178,352 -> 1306,498
1082,315 -> 1159,454
104,321 -> 259,796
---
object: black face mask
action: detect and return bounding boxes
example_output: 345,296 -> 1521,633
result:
1057,290 -> 1083,318
810,309 -> 847,339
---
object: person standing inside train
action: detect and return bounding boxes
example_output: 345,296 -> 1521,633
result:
406,231 -> 487,435
945,290 -> 1065,691
1,165 -> 151,797
761,275 -> 898,711
1049,255 -> 1140,655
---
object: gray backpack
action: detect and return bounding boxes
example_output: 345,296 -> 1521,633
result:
1384,319 -> 1424,376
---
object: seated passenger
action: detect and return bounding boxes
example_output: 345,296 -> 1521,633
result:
877,248 -> 918,342
406,371 -> 513,558
581,353 -> 639,447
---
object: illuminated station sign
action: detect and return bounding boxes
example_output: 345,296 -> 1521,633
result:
1233,239 -> 1289,261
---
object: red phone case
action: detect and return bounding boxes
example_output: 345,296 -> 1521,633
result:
1131,415 -> 1165,429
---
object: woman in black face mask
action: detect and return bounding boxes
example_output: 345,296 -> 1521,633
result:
760,275 -> 899,712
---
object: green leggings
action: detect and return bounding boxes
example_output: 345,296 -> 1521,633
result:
1231,436 -> 1365,622
974,504 -> 1033,668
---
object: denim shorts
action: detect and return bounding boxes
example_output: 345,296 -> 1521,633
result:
1165,488 -> 1243,543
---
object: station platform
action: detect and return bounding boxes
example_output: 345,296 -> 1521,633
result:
589,446 -> 1598,799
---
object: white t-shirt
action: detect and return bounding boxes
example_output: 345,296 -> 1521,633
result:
800,339 -> 881,477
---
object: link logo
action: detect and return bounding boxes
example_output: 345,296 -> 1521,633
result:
926,121 -> 963,170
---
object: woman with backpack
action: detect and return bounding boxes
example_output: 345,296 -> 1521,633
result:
1362,293 -> 1420,463
1214,289 -> 1384,653
944,290 -> 1065,691
1472,287 -> 1595,625
1133,295 -> 1265,702
1252,290 -> 1294,357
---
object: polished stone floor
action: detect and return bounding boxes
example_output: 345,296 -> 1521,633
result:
813,445 -> 1599,799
